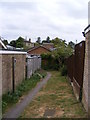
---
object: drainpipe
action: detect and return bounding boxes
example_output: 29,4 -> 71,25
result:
12,57 -> 16,93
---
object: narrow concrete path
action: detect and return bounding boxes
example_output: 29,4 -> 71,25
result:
3,72 -> 51,119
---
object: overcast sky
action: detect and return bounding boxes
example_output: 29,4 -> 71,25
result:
0,0 -> 89,43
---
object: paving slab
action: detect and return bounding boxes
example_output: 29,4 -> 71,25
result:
43,108 -> 56,117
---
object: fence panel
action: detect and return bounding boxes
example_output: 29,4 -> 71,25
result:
74,41 -> 85,87
67,41 -> 85,100
26,55 -> 41,79
27,57 -> 33,78
67,54 -> 74,82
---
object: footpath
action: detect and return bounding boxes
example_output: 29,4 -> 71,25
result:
3,72 -> 51,119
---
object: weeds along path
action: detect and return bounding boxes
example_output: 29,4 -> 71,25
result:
20,71 -> 87,118
3,72 -> 51,118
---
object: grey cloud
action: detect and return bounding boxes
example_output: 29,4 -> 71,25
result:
5,24 -> 20,30
0,2 -> 38,11
0,0 -> 88,43
56,1 -> 88,19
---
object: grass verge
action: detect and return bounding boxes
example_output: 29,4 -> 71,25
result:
2,69 -> 47,114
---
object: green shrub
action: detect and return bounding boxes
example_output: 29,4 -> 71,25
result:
61,65 -> 67,76
41,53 -> 59,70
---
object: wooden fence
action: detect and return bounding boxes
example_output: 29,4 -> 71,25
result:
67,54 -> 74,82
67,41 -> 85,100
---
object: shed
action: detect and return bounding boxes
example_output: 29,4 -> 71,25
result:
0,50 -> 27,94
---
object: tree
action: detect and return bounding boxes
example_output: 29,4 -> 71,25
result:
10,40 -> 16,47
36,37 -> 41,44
16,37 -> 24,48
3,40 -> 8,45
46,36 -> 50,43
41,37 -> 74,71
16,42 -> 23,48
68,41 -> 75,49
42,40 -> 47,43
16,37 -> 24,42
51,37 -> 67,48
10,36 -> 24,48
52,38 -> 74,67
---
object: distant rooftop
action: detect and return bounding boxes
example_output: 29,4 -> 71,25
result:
43,43 -> 54,44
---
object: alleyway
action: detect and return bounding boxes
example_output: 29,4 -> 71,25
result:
20,71 -> 87,118
3,72 -> 51,118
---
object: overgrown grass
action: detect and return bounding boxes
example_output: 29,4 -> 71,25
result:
20,71 -> 87,118
2,69 -> 47,113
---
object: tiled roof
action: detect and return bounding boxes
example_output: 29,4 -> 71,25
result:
27,45 -> 51,52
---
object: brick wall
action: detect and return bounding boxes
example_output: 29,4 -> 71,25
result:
82,30 -> 90,115
2,53 -> 26,94
28,47 -> 51,55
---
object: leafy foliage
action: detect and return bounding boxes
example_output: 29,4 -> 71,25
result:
46,36 -> 50,43
36,37 -> 41,44
60,65 -> 67,76
41,37 -> 74,70
10,37 -> 24,48
2,40 -> 8,45
51,37 -> 67,48
52,45 -> 73,67
41,53 -> 59,70
2,70 -> 46,113
10,40 -> 16,47
68,41 -> 75,49
16,37 -> 24,48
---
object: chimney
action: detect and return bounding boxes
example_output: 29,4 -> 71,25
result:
29,38 -> 31,42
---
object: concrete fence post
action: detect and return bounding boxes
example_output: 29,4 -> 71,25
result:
82,24 -> 90,116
